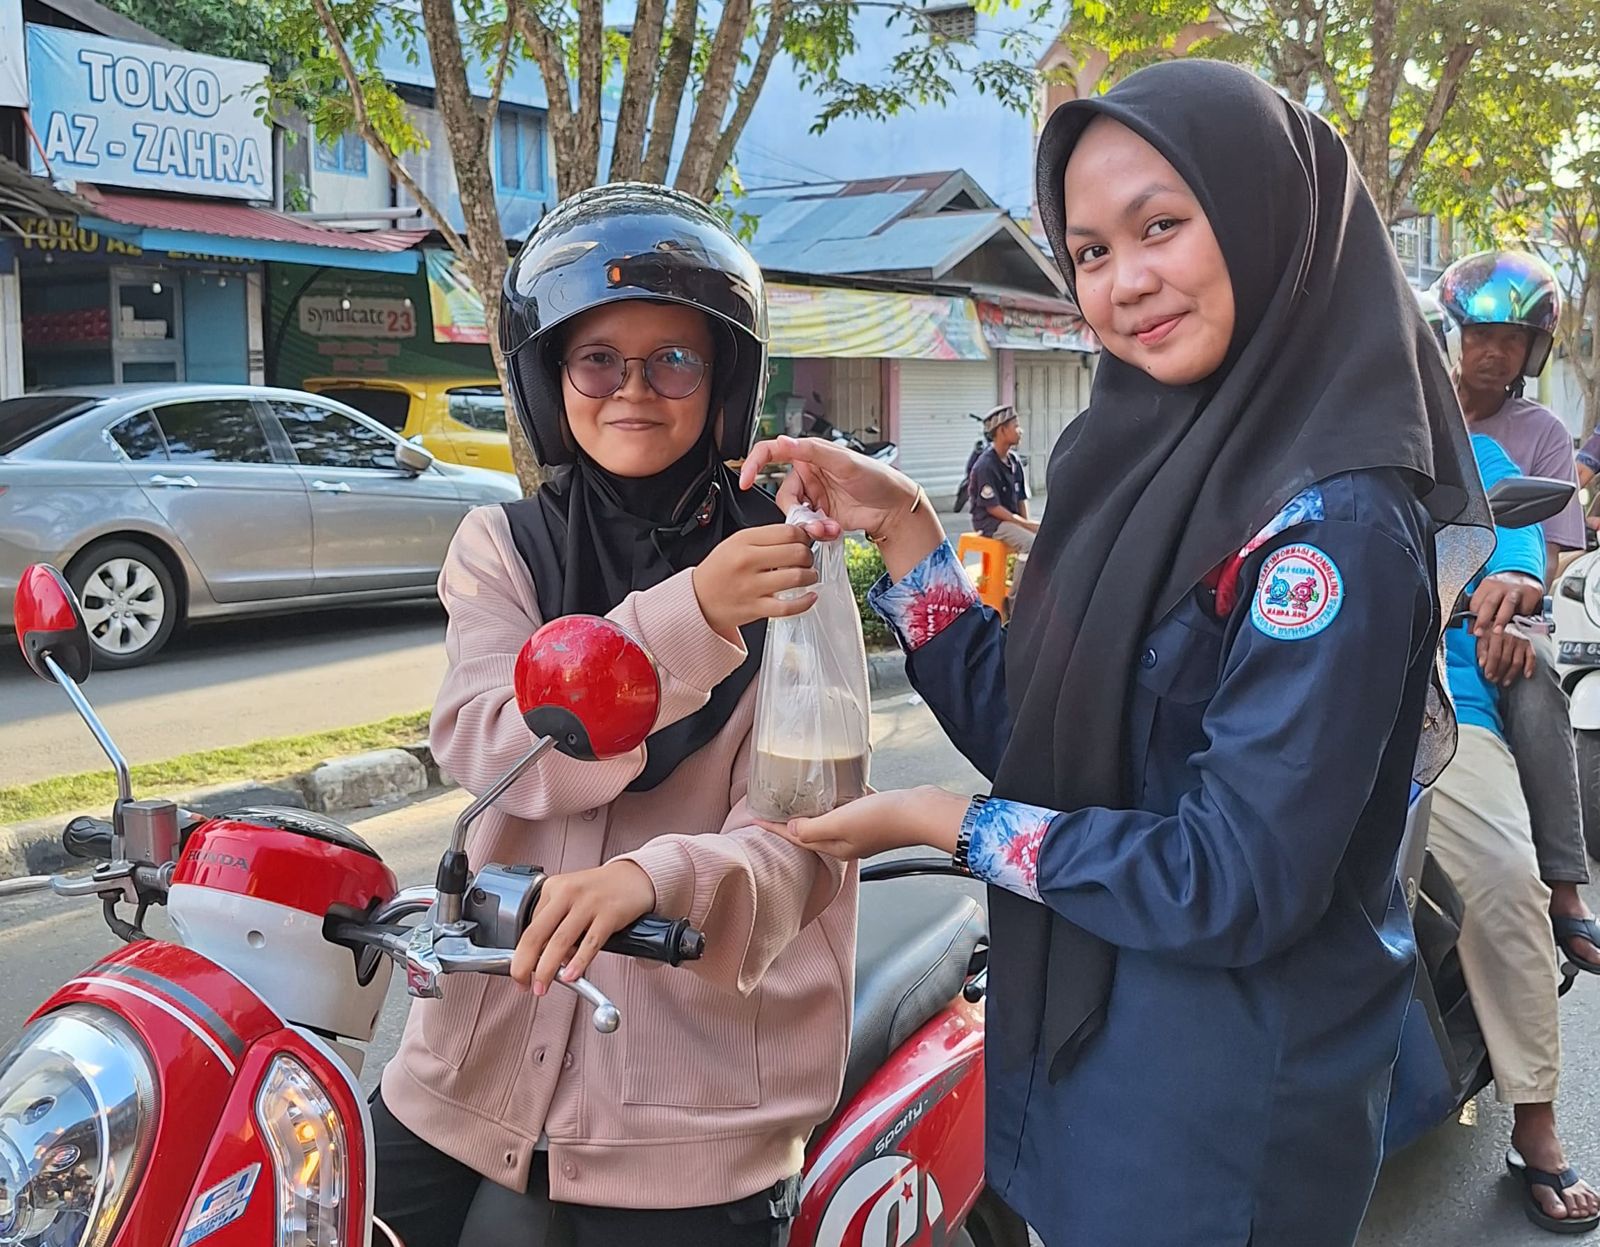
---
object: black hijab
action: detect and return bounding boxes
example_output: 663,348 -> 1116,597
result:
992,60 -> 1493,1081
503,329 -> 783,791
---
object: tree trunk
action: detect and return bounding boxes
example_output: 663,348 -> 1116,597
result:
1388,42 -> 1477,223
481,267 -> 545,493
1583,373 -> 1600,441
641,0 -> 698,183
419,0 -> 543,495
674,0 -> 752,198
1576,269 -> 1600,440
573,0 -> 604,190
517,8 -> 581,200
610,0 -> 668,181
1342,0 -> 1401,218
702,0 -> 791,195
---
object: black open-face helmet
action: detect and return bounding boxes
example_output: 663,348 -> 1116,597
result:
500,182 -> 770,467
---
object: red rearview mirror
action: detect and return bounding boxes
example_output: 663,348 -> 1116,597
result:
14,564 -> 92,684
514,616 -> 660,760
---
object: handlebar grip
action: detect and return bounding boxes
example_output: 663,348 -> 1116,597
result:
602,914 -> 705,966
62,816 -> 114,861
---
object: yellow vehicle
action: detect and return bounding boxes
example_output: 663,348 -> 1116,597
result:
302,376 -> 514,475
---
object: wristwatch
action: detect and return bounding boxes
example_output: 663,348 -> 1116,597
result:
953,795 -> 988,875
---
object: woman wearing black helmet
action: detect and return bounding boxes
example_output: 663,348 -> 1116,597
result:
370,183 -> 856,1246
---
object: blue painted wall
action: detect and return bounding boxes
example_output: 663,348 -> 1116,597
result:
182,273 -> 249,382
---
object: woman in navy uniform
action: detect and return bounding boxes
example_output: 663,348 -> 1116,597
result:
741,61 -> 1492,1247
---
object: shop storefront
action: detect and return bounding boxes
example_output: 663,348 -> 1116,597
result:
8,218 -> 260,387
14,22 -> 422,392
268,257 -> 495,387
765,281 -> 995,503
975,291 -> 1098,493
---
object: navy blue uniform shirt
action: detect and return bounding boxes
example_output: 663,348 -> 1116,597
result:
969,446 -> 1028,538
871,468 -> 1437,1247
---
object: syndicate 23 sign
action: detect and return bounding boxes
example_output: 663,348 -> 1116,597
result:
26,25 -> 269,200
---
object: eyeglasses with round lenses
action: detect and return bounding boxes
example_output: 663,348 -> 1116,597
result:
562,344 -> 709,400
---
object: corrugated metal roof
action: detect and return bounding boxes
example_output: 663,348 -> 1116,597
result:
82,190 -> 429,253
744,190 -> 921,243
735,172 -> 1060,295
968,284 -> 1082,317
0,155 -> 90,218
36,0 -> 175,47
813,193 -> 921,239
751,212 -> 1000,276
837,172 -> 958,197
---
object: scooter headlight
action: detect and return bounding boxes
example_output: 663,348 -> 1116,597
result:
0,1005 -> 158,1247
255,1055 -> 349,1247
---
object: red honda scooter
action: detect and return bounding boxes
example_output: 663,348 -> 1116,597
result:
1,562 -> 1022,1247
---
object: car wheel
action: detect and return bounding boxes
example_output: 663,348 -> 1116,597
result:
68,540 -> 179,669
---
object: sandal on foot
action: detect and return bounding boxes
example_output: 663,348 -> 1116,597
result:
1508,1150 -> 1600,1234
1552,915 -> 1600,974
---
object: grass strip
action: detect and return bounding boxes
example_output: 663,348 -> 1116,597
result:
0,710 -> 432,824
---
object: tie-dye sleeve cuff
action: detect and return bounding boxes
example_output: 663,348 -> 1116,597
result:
964,798 -> 1056,903
866,542 -> 981,652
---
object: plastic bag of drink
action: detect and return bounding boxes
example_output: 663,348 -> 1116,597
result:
747,505 -> 872,821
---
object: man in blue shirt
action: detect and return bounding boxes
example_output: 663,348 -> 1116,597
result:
1430,434 -> 1599,1232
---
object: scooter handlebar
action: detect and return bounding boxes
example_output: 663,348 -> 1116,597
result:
62,815 -> 114,861
602,914 -> 705,966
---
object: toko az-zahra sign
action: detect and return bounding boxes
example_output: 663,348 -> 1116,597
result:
26,24 -> 270,201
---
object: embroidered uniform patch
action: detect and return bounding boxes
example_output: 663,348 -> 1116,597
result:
1251,543 -> 1343,640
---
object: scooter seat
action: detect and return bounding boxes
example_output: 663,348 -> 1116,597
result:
841,876 -> 986,1112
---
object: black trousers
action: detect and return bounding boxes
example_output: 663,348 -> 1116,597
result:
370,1089 -> 797,1247
1502,632 -> 1590,884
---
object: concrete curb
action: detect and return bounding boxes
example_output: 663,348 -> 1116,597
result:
0,741 -> 439,879
866,647 -> 909,696
0,661 -> 911,878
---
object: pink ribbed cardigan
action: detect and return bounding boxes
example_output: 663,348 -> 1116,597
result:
381,504 -> 857,1208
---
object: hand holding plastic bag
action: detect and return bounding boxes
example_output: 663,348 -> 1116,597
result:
748,506 -> 872,820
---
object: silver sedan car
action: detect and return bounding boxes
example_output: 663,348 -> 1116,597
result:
0,384 -> 523,667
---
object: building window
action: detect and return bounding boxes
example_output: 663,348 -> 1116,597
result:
316,130 -> 369,177
1392,218 -> 1419,265
496,108 -> 547,195
924,4 -> 976,40
1391,214 -> 1445,287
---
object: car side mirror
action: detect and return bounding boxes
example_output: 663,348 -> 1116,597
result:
1487,475 -> 1575,530
514,616 -> 660,759
396,442 -> 434,474
14,564 -> 92,683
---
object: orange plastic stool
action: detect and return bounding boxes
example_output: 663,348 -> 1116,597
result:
956,533 -> 1010,611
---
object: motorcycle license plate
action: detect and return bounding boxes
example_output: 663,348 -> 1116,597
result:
1559,641 -> 1600,665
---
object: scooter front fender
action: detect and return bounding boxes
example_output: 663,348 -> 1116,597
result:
1570,670 -> 1600,731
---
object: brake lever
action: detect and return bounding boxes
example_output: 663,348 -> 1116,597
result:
398,924 -> 622,1032
0,875 -> 55,899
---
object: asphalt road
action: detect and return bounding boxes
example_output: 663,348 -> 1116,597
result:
0,690 -> 1594,1245
0,502 -> 990,789
0,602 -> 449,786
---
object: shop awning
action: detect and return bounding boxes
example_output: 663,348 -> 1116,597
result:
76,189 -> 428,274
767,282 -> 989,360
0,154 -> 91,229
971,286 -> 1099,354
